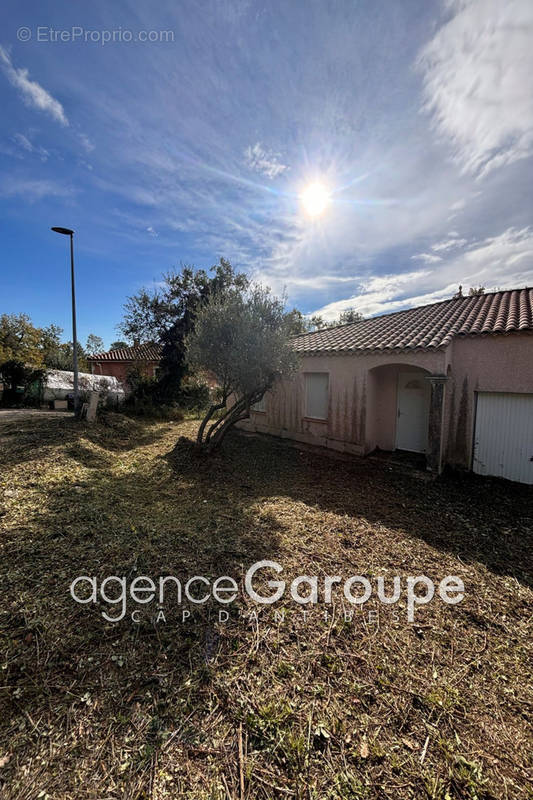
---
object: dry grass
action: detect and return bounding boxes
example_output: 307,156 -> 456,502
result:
0,412 -> 532,799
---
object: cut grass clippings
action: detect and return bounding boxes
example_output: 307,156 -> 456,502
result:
0,412 -> 532,799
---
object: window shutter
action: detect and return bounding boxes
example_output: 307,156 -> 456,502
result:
305,373 -> 329,419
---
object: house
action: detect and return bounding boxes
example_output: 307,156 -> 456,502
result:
238,288 -> 533,484
87,342 -> 219,393
87,342 -> 162,386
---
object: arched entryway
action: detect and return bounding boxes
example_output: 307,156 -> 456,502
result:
367,364 -> 432,455
367,363 -> 448,472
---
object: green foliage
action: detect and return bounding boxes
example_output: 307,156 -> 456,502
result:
85,334 -> 104,355
176,377 -> 210,412
287,309 -> 365,334
109,340 -> 130,350
0,359 -> 28,388
337,307 -> 364,325
39,323 -> 63,363
124,367 -> 209,415
245,700 -> 306,774
0,313 -> 44,366
309,314 -> 328,329
124,368 -> 157,399
186,284 -> 298,451
285,308 -> 313,335
0,314 -> 103,372
449,755 -> 488,799
120,258 -> 248,398
0,360 -> 45,407
43,340 -> 89,372
124,397 -> 185,421
285,310 -> 348,334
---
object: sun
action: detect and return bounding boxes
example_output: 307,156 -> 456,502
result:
300,182 -> 330,217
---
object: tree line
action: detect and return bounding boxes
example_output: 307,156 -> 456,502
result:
1,258 -> 369,447
0,314 -> 128,372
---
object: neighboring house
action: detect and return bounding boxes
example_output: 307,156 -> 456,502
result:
87,343 -> 162,385
239,288 -> 533,484
87,342 -> 218,392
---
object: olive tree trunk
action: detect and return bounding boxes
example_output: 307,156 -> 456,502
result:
196,390 -> 264,453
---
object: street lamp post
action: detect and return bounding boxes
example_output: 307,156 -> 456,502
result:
51,227 -> 79,416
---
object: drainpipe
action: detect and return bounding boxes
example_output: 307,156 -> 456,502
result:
426,375 -> 448,474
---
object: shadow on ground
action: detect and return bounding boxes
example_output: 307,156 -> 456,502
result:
1,417 -> 531,799
1,418 -> 284,797
167,430 -> 533,591
0,412 -> 170,468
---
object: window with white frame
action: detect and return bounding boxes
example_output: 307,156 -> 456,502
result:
305,372 -> 329,419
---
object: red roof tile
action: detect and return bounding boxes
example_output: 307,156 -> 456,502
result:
293,288 -> 533,355
87,343 -> 162,362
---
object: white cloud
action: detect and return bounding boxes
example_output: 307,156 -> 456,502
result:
431,236 -> 467,252
449,200 -> 465,212
20,1 -> 525,320
251,269 -> 361,295
310,226 -> 533,320
311,270 -> 436,321
13,132 -> 49,161
460,226 -> 533,282
146,226 -> 158,237
78,132 -> 95,152
13,133 -> 32,152
0,177 -> 74,201
411,252 -> 442,264
417,0 -> 533,177
244,142 -> 288,179
0,45 -> 68,126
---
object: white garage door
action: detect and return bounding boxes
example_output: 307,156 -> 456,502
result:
473,393 -> 533,484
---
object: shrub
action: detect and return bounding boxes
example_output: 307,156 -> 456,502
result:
125,397 -> 184,421
175,377 -> 210,412
0,360 -> 44,407
125,369 -> 158,400
123,367 -> 209,418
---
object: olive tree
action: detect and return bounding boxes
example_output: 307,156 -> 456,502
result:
186,286 -> 299,452
120,259 -> 248,399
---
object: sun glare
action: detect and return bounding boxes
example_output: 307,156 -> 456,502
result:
300,182 -> 330,217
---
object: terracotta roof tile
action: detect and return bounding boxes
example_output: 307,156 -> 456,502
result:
87,343 -> 162,362
293,288 -> 533,355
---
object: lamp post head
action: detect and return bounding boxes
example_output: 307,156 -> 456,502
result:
51,226 -> 74,236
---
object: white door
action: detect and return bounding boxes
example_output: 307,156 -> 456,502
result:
396,371 -> 430,453
473,392 -> 533,484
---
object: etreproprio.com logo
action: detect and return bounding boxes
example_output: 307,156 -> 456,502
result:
70,560 -> 464,624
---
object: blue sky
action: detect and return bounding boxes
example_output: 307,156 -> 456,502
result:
1,0 -> 532,348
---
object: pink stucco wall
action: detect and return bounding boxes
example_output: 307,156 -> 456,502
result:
443,332 -> 533,468
238,332 -> 533,471
239,349 -> 445,456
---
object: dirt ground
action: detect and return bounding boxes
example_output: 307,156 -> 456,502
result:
0,408 -> 70,423
0,413 -> 532,799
